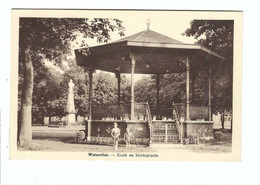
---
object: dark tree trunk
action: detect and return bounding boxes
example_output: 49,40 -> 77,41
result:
221,111 -> 225,129
49,115 -> 51,124
40,115 -> 44,126
18,48 -> 34,146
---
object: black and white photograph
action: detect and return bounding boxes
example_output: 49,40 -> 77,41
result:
9,10 -> 242,161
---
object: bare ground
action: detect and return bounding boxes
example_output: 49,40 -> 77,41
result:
17,126 -> 232,153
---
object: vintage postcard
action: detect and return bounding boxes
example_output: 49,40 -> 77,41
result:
10,9 -> 243,161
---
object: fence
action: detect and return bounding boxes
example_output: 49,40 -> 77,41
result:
92,102 -> 150,120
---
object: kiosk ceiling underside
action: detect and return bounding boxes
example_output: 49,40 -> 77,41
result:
75,41 -> 222,74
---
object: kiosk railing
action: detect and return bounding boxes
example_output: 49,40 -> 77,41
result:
91,103 -> 208,121
92,102 -> 151,121
175,103 -> 209,121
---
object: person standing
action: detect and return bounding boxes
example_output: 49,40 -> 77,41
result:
124,128 -> 131,149
111,122 -> 120,150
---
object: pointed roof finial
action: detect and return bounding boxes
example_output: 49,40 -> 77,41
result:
146,19 -> 150,30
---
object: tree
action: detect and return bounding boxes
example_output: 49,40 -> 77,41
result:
32,67 -> 66,125
135,74 -> 186,108
158,74 -> 186,107
18,18 -> 125,146
120,74 -> 131,104
184,20 -> 234,129
92,72 -> 118,105
135,75 -> 156,106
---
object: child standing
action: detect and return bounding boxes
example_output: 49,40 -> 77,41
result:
111,122 -> 120,150
124,128 -> 131,149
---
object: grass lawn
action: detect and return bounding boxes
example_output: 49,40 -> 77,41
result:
18,126 -> 232,153
18,139 -> 156,153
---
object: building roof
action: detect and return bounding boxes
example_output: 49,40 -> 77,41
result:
113,29 -> 184,45
75,28 -> 224,74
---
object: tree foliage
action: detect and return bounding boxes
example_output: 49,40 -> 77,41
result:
184,20 -> 234,113
20,59 -> 132,125
32,67 -> 66,124
184,20 -> 233,58
134,20 -> 233,117
18,18 -> 125,146
19,18 -> 125,61
135,74 -> 186,108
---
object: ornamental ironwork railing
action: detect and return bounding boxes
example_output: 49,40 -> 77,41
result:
134,102 -> 149,120
91,102 -> 208,121
92,102 -> 151,121
148,103 -> 208,121
150,107 -> 173,120
92,104 -> 130,120
174,103 -> 209,121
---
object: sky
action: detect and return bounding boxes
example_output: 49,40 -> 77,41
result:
72,15 -> 197,48
47,13 -> 198,81
68,13 -> 197,81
